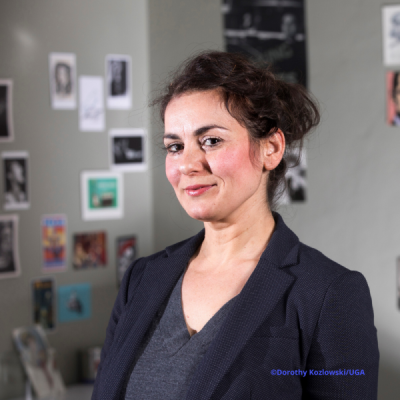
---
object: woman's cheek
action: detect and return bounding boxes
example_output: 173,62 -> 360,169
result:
165,157 -> 180,188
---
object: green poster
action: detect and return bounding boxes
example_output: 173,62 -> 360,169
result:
88,178 -> 118,209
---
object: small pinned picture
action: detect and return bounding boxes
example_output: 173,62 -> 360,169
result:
80,170 -> 123,220
41,215 -> 67,272
106,54 -> 132,109
48,52 -> 77,109
73,231 -> 107,269
279,147 -> 307,205
2,151 -> 30,210
57,283 -> 91,323
0,80 -> 14,142
109,128 -> 147,172
116,235 -> 137,286
31,277 -> 55,331
0,214 -> 20,280
79,76 -> 105,132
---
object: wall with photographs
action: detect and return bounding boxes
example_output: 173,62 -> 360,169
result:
0,0 -> 153,387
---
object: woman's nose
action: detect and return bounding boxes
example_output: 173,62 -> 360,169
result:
178,145 -> 204,175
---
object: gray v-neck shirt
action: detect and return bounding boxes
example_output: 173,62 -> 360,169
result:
124,271 -> 237,400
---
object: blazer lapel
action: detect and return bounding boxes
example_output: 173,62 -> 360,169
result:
185,214 -> 299,400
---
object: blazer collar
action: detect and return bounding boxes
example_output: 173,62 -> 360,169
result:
165,211 -> 299,267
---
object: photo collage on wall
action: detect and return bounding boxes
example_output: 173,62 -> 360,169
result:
0,48 -> 140,340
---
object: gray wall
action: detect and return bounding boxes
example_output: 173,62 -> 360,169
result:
0,0 -> 153,386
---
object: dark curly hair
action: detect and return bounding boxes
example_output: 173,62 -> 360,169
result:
152,50 -> 320,208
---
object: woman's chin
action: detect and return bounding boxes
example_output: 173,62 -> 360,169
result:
185,207 -> 218,222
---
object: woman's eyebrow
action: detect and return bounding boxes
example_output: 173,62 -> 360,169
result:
163,124 -> 228,140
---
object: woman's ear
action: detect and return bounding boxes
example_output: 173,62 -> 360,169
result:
263,129 -> 285,171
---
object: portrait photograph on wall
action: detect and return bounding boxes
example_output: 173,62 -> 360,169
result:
0,79 -> 14,142
2,151 -> 30,210
57,283 -> 91,323
79,76 -> 105,132
222,0 -> 307,86
382,4 -> 400,66
31,277 -> 55,331
12,325 -> 65,398
106,54 -> 132,109
80,170 -> 123,220
116,235 -> 136,287
0,214 -> 20,280
41,214 -> 67,273
48,52 -> 77,109
109,128 -> 147,172
72,231 -> 107,269
279,147 -> 307,204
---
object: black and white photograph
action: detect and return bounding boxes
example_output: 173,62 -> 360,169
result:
48,52 -> 76,109
106,54 -> 132,109
0,214 -> 20,280
109,128 -> 147,172
382,5 -> 400,66
116,235 -> 136,287
222,0 -> 307,86
2,151 -> 30,210
279,147 -> 307,204
0,80 -> 14,142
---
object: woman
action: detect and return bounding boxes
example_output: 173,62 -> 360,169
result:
92,51 -> 379,400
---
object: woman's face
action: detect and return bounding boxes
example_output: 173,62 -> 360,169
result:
164,90 -> 268,223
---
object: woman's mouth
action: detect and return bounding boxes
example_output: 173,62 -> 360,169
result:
184,184 -> 216,197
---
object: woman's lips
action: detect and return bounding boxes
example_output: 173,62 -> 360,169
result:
184,184 -> 216,197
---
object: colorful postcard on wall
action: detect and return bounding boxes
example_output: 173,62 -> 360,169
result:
382,5 -> 400,66
0,80 -> 14,143
106,54 -> 132,109
41,215 -> 67,272
222,0 -> 307,86
48,52 -> 76,109
109,128 -> 147,172
79,76 -> 105,132
12,325 -> 65,398
2,151 -> 30,210
386,70 -> 400,126
279,147 -> 307,205
57,283 -> 91,323
80,170 -> 123,220
73,231 -> 107,269
116,235 -> 137,286
32,277 -> 55,331
0,214 -> 20,279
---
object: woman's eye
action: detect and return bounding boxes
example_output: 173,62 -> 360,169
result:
202,137 -> 221,147
165,143 -> 183,153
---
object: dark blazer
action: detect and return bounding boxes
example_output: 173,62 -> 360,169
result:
92,213 -> 379,400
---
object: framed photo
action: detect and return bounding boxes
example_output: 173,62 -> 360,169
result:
73,231 -> 107,269
2,151 -> 30,210
109,128 -> 147,172
57,283 -> 91,323
0,214 -> 20,279
106,54 -> 132,109
80,170 -> 123,220
79,76 -> 105,132
0,79 -> 14,142
279,147 -> 307,205
41,214 -> 67,272
48,52 -> 77,109
31,277 -> 55,331
12,325 -> 65,398
116,235 -> 137,286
